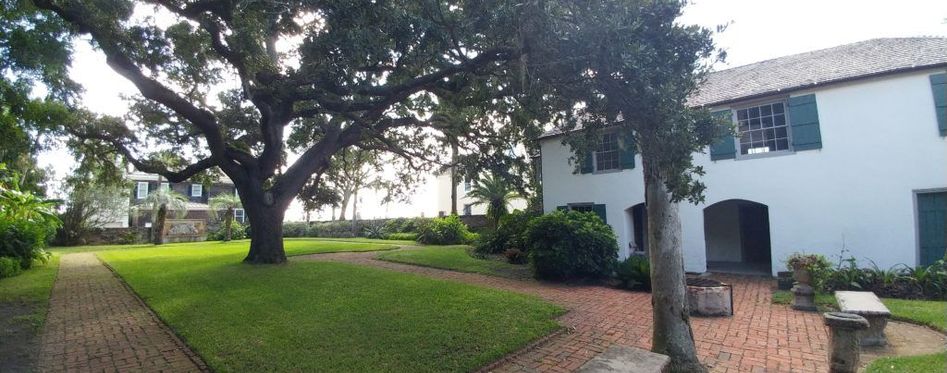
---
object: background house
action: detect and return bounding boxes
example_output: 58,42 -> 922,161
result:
539,38 -> 947,275
125,172 -> 245,228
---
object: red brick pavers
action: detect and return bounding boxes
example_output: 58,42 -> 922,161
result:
299,251 -> 829,372
37,253 -> 206,372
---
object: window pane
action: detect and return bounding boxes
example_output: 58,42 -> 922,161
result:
751,131 -> 763,142
765,128 -> 776,140
773,103 -> 784,114
737,109 -> 747,120
774,114 -> 786,127
776,139 -> 789,150
762,116 -> 773,128
761,105 -> 772,116
775,127 -> 787,138
750,118 -> 761,129
749,107 -> 760,117
739,121 -> 749,132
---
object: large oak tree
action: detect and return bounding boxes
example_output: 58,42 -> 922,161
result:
34,0 -> 530,263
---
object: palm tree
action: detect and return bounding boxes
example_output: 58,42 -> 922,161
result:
466,173 -> 519,227
209,194 -> 242,241
139,187 -> 188,245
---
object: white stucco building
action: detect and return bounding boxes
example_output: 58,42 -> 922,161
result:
435,172 -> 528,217
539,38 -> 947,275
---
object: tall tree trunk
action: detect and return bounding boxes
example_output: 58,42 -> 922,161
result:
153,203 -> 168,245
224,207 -> 234,242
337,190 -> 351,221
643,158 -> 705,373
450,142 -> 458,215
350,187 -> 359,236
241,193 -> 287,264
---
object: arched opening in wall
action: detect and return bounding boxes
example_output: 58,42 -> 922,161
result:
703,199 -> 772,275
625,203 -> 648,254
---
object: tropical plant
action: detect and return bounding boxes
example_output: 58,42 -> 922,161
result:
209,193 -> 243,242
208,220 -> 247,241
616,255 -> 652,291
0,165 -> 59,272
465,173 -> 519,227
474,210 -> 536,255
137,188 -> 188,245
361,223 -> 386,239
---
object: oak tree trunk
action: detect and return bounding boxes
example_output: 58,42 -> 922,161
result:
337,190 -> 351,221
241,192 -> 287,264
643,159 -> 705,373
153,203 -> 168,245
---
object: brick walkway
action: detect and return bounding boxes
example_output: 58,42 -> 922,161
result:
299,251 -> 829,373
38,253 -> 206,372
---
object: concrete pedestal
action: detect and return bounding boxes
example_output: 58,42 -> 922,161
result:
823,312 -> 870,373
791,284 -> 816,311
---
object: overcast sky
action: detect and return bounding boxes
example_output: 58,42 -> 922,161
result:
38,0 -> 947,221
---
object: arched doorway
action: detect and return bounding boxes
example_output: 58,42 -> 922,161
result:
625,203 -> 648,254
703,199 -> 772,274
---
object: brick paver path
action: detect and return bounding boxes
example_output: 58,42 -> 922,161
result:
299,251 -> 829,373
38,253 -> 206,372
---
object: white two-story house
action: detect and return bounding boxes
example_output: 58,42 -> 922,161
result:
539,38 -> 947,275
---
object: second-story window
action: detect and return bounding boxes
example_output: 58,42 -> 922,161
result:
736,101 -> 790,156
160,182 -> 170,191
191,184 -> 203,197
594,132 -> 621,172
463,178 -> 471,192
136,182 -> 149,199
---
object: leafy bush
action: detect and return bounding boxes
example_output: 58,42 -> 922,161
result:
793,250 -> 947,300
525,210 -> 618,281
386,232 -> 418,241
208,220 -> 248,241
474,211 -> 536,255
282,222 -> 309,237
306,221 -> 357,238
382,217 -> 429,234
0,257 -> 23,279
0,172 -> 59,271
616,254 -> 651,291
416,215 -> 474,245
503,248 -> 528,264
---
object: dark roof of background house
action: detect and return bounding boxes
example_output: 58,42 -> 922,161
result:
541,37 -> 947,139
690,37 -> 947,107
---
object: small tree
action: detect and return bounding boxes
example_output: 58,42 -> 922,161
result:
466,173 -> 519,227
209,194 -> 242,242
139,188 -> 188,245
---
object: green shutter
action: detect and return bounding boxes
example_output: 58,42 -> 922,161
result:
620,132 -> 636,169
579,152 -> 593,174
592,204 -> 607,223
709,109 -> 736,160
930,73 -> 946,136
788,94 -> 823,150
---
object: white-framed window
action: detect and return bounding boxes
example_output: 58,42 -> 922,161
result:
462,204 -> 472,216
191,184 -> 203,197
735,101 -> 791,156
136,182 -> 149,199
160,182 -> 170,191
463,178 -> 471,192
593,132 -> 621,172
234,208 -> 245,223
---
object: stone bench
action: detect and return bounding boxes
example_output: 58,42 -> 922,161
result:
577,346 -> 669,373
835,291 -> 891,346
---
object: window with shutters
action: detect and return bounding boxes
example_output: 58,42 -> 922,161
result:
735,101 -> 791,156
234,208 -> 245,223
594,132 -> 621,172
136,182 -> 149,199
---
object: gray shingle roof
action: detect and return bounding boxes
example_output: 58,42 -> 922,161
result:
690,37 -> 947,107
541,37 -> 947,138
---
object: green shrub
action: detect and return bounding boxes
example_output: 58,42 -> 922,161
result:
525,210 -> 618,281
386,232 -> 418,241
0,171 -> 60,271
283,222 -> 309,237
785,252 -> 833,290
382,217 -> 429,234
0,220 -> 54,270
503,248 -> 528,264
0,257 -> 23,279
306,221 -> 357,238
616,255 -> 651,291
416,215 -> 474,245
208,220 -> 248,241
474,211 -> 536,255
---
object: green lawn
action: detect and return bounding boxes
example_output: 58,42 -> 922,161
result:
866,352 -> 946,373
881,298 -> 947,332
0,255 -> 61,371
52,237 -> 398,255
96,242 -> 562,372
377,246 -> 531,279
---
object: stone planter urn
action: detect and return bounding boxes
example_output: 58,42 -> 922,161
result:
791,264 -> 816,311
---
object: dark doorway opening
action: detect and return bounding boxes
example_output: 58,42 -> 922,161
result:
703,199 -> 772,275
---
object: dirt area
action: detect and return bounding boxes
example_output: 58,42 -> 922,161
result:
0,301 -> 43,372
860,320 -> 947,370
